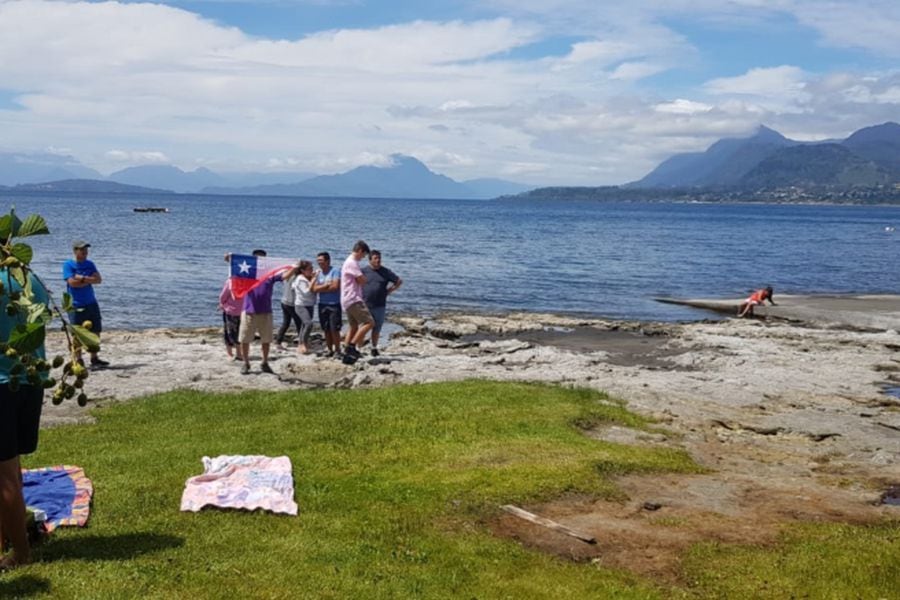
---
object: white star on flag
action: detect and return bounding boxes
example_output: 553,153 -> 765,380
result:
238,261 -> 251,274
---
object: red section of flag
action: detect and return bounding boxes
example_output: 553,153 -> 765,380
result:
230,277 -> 258,299
228,254 -> 295,299
230,266 -> 292,299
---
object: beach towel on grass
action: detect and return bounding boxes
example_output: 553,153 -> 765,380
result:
22,465 -> 93,532
180,455 -> 298,516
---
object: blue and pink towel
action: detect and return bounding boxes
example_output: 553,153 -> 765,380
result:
22,465 -> 93,532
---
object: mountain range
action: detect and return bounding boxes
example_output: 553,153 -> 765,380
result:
0,151 -> 103,184
0,153 -> 531,199
201,155 -> 528,199
631,122 -> 900,189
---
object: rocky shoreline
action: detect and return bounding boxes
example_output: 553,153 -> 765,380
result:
38,295 -> 900,577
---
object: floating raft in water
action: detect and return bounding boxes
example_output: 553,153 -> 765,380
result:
133,207 -> 169,213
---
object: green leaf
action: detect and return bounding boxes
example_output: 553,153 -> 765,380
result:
10,243 -> 33,266
71,324 -> 100,353
16,214 -> 49,238
4,209 -> 23,238
27,302 -> 49,324
8,322 -> 45,354
0,214 -> 12,241
9,266 -> 26,288
62,292 -> 73,313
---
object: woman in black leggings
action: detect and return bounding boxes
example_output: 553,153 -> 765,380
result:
276,272 -> 303,349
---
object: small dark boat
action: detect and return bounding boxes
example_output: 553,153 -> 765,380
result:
133,207 -> 169,213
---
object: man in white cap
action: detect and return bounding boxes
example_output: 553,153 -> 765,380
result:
63,239 -> 109,368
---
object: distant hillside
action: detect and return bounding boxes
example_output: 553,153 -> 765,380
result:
633,126 -> 794,188
461,178 -> 533,198
631,122 -> 900,190
216,170 -> 317,189
4,179 -> 173,194
0,152 -> 102,186
108,165 -> 227,193
106,165 -> 320,194
740,144 -> 895,187
202,155 -> 517,199
843,122 -> 900,172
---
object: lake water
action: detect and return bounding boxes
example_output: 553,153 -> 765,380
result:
4,192 -> 899,329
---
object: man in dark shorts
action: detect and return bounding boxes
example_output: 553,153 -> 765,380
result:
0,270 -> 48,570
362,249 -> 402,356
311,252 -> 342,357
63,239 -> 108,368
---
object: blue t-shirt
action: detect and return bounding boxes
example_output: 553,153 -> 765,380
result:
0,270 -> 48,384
316,267 -> 341,305
63,259 -> 98,307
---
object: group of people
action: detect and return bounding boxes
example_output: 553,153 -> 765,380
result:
218,240 -> 402,374
3,236 -> 778,572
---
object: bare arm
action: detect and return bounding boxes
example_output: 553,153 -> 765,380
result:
281,266 -> 300,281
67,272 -> 100,287
387,277 -> 403,295
311,272 -> 339,292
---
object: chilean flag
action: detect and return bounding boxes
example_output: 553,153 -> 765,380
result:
229,254 -> 295,299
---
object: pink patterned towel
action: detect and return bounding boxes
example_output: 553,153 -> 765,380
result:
180,455 -> 298,516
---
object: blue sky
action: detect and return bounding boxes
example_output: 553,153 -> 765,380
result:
0,0 -> 898,184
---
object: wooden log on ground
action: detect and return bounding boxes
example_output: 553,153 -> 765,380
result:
500,504 -> 597,545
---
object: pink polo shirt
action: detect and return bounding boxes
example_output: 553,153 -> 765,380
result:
340,254 -> 364,309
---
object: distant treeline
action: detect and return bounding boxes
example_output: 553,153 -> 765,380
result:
501,185 -> 900,205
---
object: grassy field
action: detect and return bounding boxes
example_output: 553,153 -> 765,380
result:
2,380 -> 898,599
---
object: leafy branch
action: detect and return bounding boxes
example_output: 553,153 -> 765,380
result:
0,207 -> 99,405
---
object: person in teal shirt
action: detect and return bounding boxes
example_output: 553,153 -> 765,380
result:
0,269 -> 48,571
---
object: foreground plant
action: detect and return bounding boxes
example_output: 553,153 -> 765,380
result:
0,207 -> 99,405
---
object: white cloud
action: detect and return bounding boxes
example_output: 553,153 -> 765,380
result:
0,0 -> 896,185
705,65 -> 807,96
790,1 -> 900,58
482,0 -> 900,58
554,40 -> 637,69
43,146 -> 73,156
609,62 -> 665,81
105,150 -> 170,164
655,99 -> 714,114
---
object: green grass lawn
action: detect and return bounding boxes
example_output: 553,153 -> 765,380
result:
2,381 -> 898,599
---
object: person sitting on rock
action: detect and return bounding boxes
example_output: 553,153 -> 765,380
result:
737,286 -> 776,318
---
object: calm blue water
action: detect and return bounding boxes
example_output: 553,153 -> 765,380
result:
3,192 -> 899,329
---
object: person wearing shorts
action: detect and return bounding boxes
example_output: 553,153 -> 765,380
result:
737,286 -> 776,318
63,239 -> 108,368
0,270 -> 48,571
312,252 -> 342,357
362,249 -> 402,356
237,249 -> 292,375
340,240 -> 374,364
